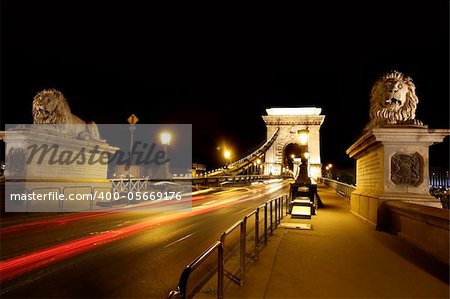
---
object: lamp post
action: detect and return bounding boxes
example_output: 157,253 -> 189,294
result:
298,130 -> 309,146
160,132 -> 172,179
127,114 -> 139,179
296,129 -> 311,185
224,150 -> 231,167
304,151 -> 310,176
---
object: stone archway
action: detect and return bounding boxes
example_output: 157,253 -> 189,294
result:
283,143 -> 306,171
262,107 -> 325,178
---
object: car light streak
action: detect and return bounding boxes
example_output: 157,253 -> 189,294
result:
0,182 -> 287,281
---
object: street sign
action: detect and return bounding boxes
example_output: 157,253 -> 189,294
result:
127,114 -> 139,125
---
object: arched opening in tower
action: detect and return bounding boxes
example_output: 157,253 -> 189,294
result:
284,143 -> 308,171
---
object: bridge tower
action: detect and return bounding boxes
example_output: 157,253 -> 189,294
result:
262,108 -> 325,179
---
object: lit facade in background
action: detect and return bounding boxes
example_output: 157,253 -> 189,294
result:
262,107 -> 325,179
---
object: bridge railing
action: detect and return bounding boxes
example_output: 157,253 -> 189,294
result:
110,175 -> 284,192
167,194 -> 289,299
317,177 -> 356,200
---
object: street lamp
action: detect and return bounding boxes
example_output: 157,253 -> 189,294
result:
296,129 -> 311,184
298,130 -> 309,145
159,132 -> 172,179
328,164 -> 333,179
325,164 -> 332,179
224,150 -> 231,167
160,132 -> 171,145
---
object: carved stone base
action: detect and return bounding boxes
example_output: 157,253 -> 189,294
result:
347,126 -> 449,226
1,128 -> 118,212
2,128 -> 118,180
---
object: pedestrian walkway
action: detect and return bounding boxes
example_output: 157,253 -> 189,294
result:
225,184 -> 449,298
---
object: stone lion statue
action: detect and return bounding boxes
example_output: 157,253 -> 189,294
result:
365,71 -> 423,130
32,88 -> 104,141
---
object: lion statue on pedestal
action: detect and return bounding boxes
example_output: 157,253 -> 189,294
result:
365,71 -> 423,130
32,88 -> 104,142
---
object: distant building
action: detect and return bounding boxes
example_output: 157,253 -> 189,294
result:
112,165 -> 146,178
192,163 -> 206,176
430,167 -> 449,190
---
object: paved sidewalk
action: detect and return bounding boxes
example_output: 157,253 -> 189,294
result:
224,185 -> 449,298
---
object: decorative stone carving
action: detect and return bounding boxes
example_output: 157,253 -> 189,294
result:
365,71 -> 423,130
391,152 -> 423,186
32,88 -> 105,142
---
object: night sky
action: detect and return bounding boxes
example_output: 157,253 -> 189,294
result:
1,0 -> 449,170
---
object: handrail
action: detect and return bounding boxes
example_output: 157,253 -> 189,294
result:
169,241 -> 224,299
318,177 -> 356,200
167,194 -> 289,298
221,220 -> 243,239
220,219 -> 245,286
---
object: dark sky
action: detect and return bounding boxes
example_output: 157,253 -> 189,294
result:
1,0 -> 449,169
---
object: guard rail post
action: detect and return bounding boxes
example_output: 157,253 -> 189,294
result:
240,216 -> 247,286
264,202 -> 268,245
255,207 -> 259,261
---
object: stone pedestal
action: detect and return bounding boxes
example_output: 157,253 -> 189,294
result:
292,158 -> 302,180
346,126 -> 449,227
1,128 -> 118,212
3,128 -> 118,180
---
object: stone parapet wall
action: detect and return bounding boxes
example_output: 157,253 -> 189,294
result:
380,201 -> 450,264
350,192 -> 382,227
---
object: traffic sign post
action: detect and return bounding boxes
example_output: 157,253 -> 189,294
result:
127,114 -> 139,202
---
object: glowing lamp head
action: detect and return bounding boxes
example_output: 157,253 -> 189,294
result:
256,158 -> 261,164
290,154 -> 295,159
160,132 -> 172,145
224,150 -> 231,159
303,152 -> 310,159
298,130 -> 309,145
328,163 -> 333,168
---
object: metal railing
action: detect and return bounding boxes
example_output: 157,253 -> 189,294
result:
318,177 -> 356,199
110,175 -> 283,191
167,194 -> 289,298
168,241 -> 224,299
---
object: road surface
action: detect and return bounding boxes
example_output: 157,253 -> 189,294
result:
1,180 -> 290,298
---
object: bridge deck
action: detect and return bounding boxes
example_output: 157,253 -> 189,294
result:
223,184 -> 449,298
